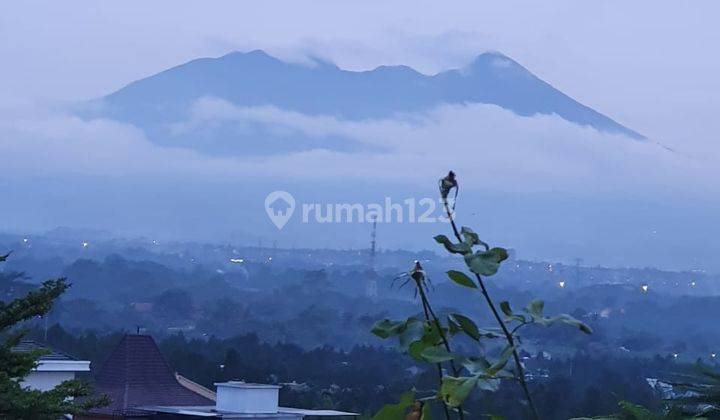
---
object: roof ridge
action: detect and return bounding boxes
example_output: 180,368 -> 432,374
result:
176,373 -> 217,401
90,334 -> 214,413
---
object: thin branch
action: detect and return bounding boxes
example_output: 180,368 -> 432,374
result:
415,283 -> 452,420
441,194 -> 540,420
413,267 -> 466,420
510,321 -> 530,336
416,279 -> 466,377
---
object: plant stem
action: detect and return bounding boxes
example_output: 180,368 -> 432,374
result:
442,199 -> 540,420
416,281 -> 460,373
418,284 -> 465,420
418,293 -> 453,420
415,279 -> 465,420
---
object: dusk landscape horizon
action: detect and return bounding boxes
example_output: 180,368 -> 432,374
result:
2,2 -> 720,419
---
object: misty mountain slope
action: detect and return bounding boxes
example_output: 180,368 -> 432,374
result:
87,50 -> 644,156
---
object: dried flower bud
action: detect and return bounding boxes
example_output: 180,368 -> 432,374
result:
439,171 -> 457,200
410,260 -> 424,282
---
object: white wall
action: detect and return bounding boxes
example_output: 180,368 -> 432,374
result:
20,359 -> 90,392
215,382 -> 280,414
21,371 -> 76,392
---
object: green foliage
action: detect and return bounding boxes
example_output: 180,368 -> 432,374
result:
410,323 -> 444,362
419,346 -> 455,363
447,313 -> 478,340
0,278 -> 68,331
463,248 -> 508,277
373,317 -> 456,365
435,227 -> 508,278
372,317 -> 426,353
459,227 -> 488,250
434,235 -> 508,277
445,271 -> 476,289
571,401 -> 700,420
485,345 -> 515,376
499,301 -> 526,323
440,376 -> 480,408
371,172 -> 593,419
434,235 -> 472,255
434,346 -> 515,408
372,391 -> 432,420
447,313 -> 501,341
500,299 -> 593,334
0,252 -> 108,419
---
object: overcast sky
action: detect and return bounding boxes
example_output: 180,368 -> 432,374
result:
1,0 -> 719,157
2,1 -> 719,268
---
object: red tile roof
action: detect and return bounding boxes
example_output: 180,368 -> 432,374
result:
89,334 -> 213,416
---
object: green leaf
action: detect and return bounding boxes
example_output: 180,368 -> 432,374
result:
434,235 -> 472,255
460,357 -> 509,393
408,323 -> 443,361
372,391 -> 415,420
460,226 -> 479,243
371,317 -> 427,350
449,316 -> 502,340
555,314 -> 593,334
499,301 -> 526,324
487,345 -> 516,376
459,227 -> 491,256
525,300 -> 545,317
475,377 -> 501,392
408,339 -> 433,362
446,270 -> 477,289
422,400 -> 433,420
371,319 -> 405,339
499,301 -> 513,317
526,313 -> 593,334
460,226 -> 489,250
397,320 -> 428,350
462,357 -> 491,375
477,328 -> 504,339
420,346 -> 456,363
440,375 -> 479,407
448,313 -> 480,340
463,247 -> 508,276
448,317 -> 461,335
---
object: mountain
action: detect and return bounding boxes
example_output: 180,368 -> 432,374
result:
88,50 -> 644,155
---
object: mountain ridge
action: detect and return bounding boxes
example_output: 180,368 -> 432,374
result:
88,49 -> 644,156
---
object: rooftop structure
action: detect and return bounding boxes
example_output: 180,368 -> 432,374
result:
77,334 -> 357,419
80,334 -> 214,418
139,380 -> 357,419
12,339 -> 90,392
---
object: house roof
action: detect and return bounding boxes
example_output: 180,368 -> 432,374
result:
89,334 -> 214,416
12,339 -> 75,361
176,373 -> 217,401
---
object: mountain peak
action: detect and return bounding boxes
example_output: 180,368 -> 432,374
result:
93,49 -> 645,156
462,51 -> 529,75
218,49 -> 281,64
